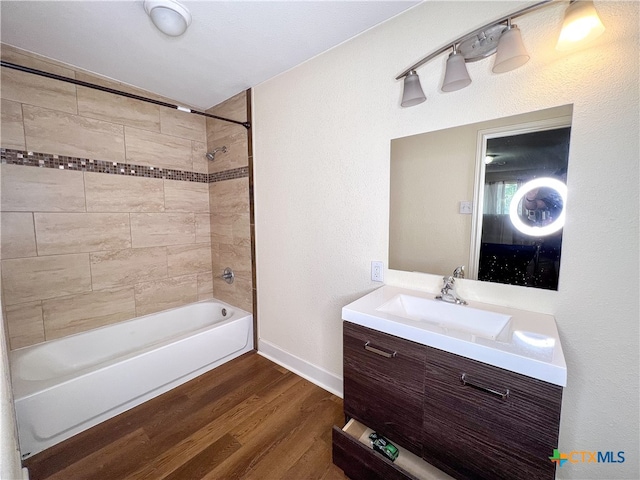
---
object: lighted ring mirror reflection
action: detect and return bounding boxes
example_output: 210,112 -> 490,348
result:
509,177 -> 567,237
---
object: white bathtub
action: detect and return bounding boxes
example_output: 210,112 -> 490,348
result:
10,299 -> 253,459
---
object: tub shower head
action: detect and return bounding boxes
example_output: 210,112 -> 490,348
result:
205,146 -> 228,161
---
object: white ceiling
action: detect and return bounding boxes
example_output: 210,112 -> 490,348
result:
1,0 -> 420,110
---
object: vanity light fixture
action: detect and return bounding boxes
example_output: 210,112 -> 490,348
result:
401,70 -> 427,107
144,0 -> 192,37
492,19 -> 530,73
441,45 -> 471,92
398,0 -> 605,106
556,0 -> 605,50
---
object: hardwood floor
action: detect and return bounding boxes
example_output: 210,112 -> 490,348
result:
23,352 -> 349,480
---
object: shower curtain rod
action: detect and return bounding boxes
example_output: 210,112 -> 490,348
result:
0,61 -> 251,130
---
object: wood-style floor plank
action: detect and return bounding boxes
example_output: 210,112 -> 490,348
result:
23,352 -> 348,480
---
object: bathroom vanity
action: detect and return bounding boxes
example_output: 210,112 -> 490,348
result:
332,286 -> 566,480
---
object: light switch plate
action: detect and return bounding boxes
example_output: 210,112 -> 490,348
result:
459,201 -> 473,214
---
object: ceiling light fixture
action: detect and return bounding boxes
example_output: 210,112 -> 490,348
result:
397,0 -> 605,107
144,0 -> 192,37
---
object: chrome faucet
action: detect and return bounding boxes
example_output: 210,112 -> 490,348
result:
436,266 -> 467,305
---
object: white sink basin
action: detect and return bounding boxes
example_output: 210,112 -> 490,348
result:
376,294 -> 511,340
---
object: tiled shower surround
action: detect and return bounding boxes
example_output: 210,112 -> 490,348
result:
1,148 -> 248,183
0,44 -> 253,350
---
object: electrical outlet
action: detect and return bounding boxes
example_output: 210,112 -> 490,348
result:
371,261 -> 384,282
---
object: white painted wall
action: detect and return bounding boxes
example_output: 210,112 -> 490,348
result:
253,2 -> 639,479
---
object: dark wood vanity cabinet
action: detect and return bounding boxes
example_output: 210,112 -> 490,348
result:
333,322 -> 563,480
342,322 -> 425,455
422,346 -> 563,480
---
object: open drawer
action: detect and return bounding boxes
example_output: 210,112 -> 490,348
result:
332,419 -> 453,480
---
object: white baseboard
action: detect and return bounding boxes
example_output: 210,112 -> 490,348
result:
258,339 -> 343,398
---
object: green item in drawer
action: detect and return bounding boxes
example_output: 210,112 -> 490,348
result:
369,432 -> 399,462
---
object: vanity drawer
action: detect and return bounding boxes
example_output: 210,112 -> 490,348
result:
343,322 -> 425,456
422,346 -> 563,480
332,419 -> 452,480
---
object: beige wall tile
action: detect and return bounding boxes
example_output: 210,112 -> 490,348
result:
134,275 -> 198,316
210,213 -> 250,246
5,301 -> 45,349
1,253 -> 91,305
167,243 -> 212,277
77,86 -> 161,132
209,213 -> 233,244
206,92 -> 249,174
42,286 -> 136,340
1,212 -> 37,259
209,178 -> 250,214
0,164 -> 86,212
23,105 -> 125,162
84,172 -> 165,212
210,242 -> 220,271
164,180 -> 209,213
130,213 -> 195,248
213,244 -> 252,274
192,141 -> 208,174
197,272 -> 213,300
195,214 -> 211,243
206,92 -> 247,135
34,213 -> 131,255
232,213 -> 251,247
160,107 -> 206,142
212,270 -> 253,313
1,99 -> 26,149
0,51 -> 77,114
1,47 -> 76,78
91,247 -> 168,290
124,126 -> 192,170
207,131 -> 248,174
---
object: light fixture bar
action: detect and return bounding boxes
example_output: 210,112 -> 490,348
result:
395,0 -> 553,80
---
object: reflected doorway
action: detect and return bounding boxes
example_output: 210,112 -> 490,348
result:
472,123 -> 571,290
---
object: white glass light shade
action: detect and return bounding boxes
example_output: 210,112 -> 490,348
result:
401,71 -> 426,107
144,0 -> 192,37
441,52 -> 471,92
492,26 -> 530,73
556,0 -> 605,51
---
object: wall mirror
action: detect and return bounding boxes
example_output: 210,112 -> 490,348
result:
389,105 -> 573,290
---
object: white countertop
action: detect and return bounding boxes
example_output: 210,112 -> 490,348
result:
342,285 -> 567,387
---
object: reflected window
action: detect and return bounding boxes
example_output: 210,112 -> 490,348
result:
484,181 -> 518,215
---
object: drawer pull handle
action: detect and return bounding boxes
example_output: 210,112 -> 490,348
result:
364,342 -> 397,358
460,373 -> 509,400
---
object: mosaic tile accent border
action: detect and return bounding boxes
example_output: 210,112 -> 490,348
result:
0,148 -> 248,184
210,167 -> 249,182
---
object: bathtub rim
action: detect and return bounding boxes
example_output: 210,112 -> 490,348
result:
10,297 -> 253,400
